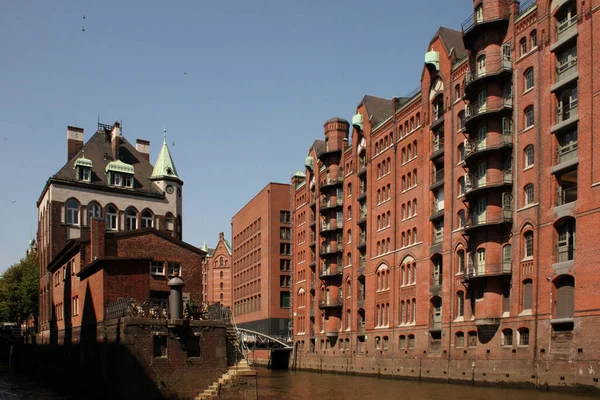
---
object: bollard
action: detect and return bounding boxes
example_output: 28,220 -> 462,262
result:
168,271 -> 185,320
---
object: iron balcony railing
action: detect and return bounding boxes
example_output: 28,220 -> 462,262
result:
358,159 -> 367,175
432,169 -> 444,185
358,208 -> 367,219
358,258 -> 366,275
320,221 -> 343,232
357,322 -> 366,336
466,208 -> 513,228
465,54 -> 513,87
461,0 -> 511,34
432,137 -> 445,153
105,298 -> 231,322
557,58 -> 578,82
319,296 -> 343,309
320,174 -> 344,188
556,245 -> 575,263
556,141 -> 578,164
556,185 -> 577,206
465,134 -> 513,158
431,201 -> 444,215
432,229 -> 443,244
357,233 -> 367,248
465,98 -> 513,122
319,198 -> 343,210
432,106 -> 444,125
556,15 -> 578,41
320,265 -> 343,278
432,272 -> 442,287
464,261 -> 512,279
320,243 -> 343,255
465,170 -> 513,194
556,101 -> 578,124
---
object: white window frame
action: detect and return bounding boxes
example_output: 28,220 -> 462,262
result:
150,261 -> 165,275
66,200 -> 80,226
168,262 -> 181,277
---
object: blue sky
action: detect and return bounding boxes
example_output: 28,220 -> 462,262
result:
0,0 -> 472,270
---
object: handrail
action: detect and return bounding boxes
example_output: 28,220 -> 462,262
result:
556,15 -> 578,40
465,53 -> 512,87
461,0 -> 511,33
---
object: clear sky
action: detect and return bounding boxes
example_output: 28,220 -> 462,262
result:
0,0 -> 473,270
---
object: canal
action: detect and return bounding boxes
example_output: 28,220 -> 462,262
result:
256,368 -> 598,400
0,367 -> 598,399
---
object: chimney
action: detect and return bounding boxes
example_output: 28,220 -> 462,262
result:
136,139 -> 150,162
90,217 -> 106,261
111,122 -> 121,160
219,232 -> 224,241
67,126 -> 84,160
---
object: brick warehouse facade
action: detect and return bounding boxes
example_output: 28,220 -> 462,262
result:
201,232 -> 233,307
231,183 -> 292,337
291,0 -> 600,390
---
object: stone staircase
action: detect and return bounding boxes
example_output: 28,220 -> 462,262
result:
195,359 -> 255,400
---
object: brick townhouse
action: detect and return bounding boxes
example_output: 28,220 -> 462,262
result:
291,0 -> 600,388
201,232 -> 233,307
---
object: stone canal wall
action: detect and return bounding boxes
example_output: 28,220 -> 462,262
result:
293,355 -> 600,392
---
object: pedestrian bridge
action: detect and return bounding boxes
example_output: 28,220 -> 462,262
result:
236,327 -> 292,350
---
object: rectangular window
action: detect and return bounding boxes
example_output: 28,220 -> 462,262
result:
113,173 -> 122,186
280,211 -> 291,223
124,174 -> 134,188
280,227 -> 291,240
153,335 -> 168,358
72,296 -> 79,316
82,168 -> 91,182
186,336 -> 200,358
280,275 -> 291,287
280,291 -> 291,308
280,259 -> 291,271
151,261 -> 165,275
280,243 -> 291,255
168,262 -> 181,276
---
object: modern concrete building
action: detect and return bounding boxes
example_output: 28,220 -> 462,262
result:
291,0 -> 600,389
231,183 -> 292,337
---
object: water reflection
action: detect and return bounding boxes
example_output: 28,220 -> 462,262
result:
256,368 -> 596,400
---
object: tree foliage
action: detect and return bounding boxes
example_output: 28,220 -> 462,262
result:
0,252 -> 38,323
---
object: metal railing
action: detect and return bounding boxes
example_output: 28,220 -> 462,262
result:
556,101 -> 578,124
320,243 -> 343,254
431,201 -> 444,214
320,221 -> 343,232
557,245 -> 575,263
556,142 -> 578,164
557,58 -> 578,82
461,0 -> 511,33
556,185 -> 577,206
359,208 -> 367,219
465,170 -> 513,193
319,297 -> 343,309
432,169 -> 444,185
320,265 -> 343,278
466,98 -> 512,121
105,298 -> 232,322
432,229 -> 443,244
464,261 -> 512,279
465,54 -> 512,87
556,15 -> 578,41
319,198 -> 343,210
466,208 -> 513,228
465,134 -> 513,157
320,174 -> 344,187
432,137 -> 445,153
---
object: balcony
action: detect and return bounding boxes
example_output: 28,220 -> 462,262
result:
464,54 -> 513,94
320,220 -> 343,233
461,0 -> 511,47
465,170 -> 513,196
357,188 -> 367,201
552,15 -> 578,52
430,169 -> 444,189
320,198 -> 343,211
464,98 -> 512,128
358,160 -> 367,176
320,243 -> 343,256
309,239 -> 316,248
357,233 -> 367,249
432,229 -> 443,245
552,101 -> 578,133
556,245 -> 575,263
430,110 -> 445,131
429,137 -> 445,160
320,174 -> 344,189
463,262 -> 511,280
309,217 -> 316,227
430,201 -> 444,221
357,209 -> 367,225
309,258 -> 316,268
319,265 -> 343,279
556,185 -> 577,207
318,146 -> 342,161
318,297 -> 343,310
357,322 -> 366,337
465,208 -> 512,233
551,58 -> 578,93
464,134 -> 513,162
309,278 -> 316,291
358,258 -> 366,276
552,142 -> 578,174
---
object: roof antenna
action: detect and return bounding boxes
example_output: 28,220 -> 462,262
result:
163,128 -> 167,144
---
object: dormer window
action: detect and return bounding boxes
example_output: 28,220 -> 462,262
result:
106,160 -> 135,188
74,155 -> 92,183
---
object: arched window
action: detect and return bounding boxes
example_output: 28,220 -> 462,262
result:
106,205 -> 117,230
554,275 -> 575,321
524,105 -> 535,128
141,210 -> 153,228
346,279 -> 351,298
502,244 -> 512,270
524,183 -> 534,205
458,209 -> 466,228
524,68 -> 534,91
556,218 -> 576,262
518,327 -> 530,345
457,291 -> 465,318
125,208 -> 137,230
457,111 -> 466,131
455,84 -> 461,100
66,199 -> 80,226
455,331 -> 465,348
524,145 -> 534,167
87,202 -> 101,226
220,282 -> 224,290
165,212 -> 174,231
220,257 -> 224,267
522,278 -> 533,311
502,328 -> 513,346
432,255 -> 443,287
457,249 -> 465,272
530,30 -> 537,48
416,113 -> 421,126
220,271 -> 224,278
524,231 -> 534,258
408,334 -> 416,349
476,54 -> 486,76
520,37 -> 527,56
475,3 -> 483,22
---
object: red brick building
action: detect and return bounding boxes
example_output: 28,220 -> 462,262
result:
291,0 -> 600,389
46,218 -> 205,344
201,232 -> 233,307
36,121 -> 192,340
231,183 -> 292,337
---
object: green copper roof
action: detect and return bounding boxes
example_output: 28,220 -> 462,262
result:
151,135 -> 179,181
105,160 -> 134,175
74,155 -> 92,168
201,241 -> 209,253
293,170 -> 306,178
224,239 -> 232,255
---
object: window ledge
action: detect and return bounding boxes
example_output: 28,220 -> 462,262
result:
520,125 -> 535,134
517,203 -> 539,212
523,87 -> 534,96
523,165 -> 534,171
519,310 -> 533,317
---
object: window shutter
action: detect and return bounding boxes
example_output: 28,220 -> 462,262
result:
556,278 -> 575,319
523,280 -> 533,310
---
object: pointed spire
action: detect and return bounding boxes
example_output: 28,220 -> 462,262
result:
201,240 -> 209,253
151,128 -> 180,181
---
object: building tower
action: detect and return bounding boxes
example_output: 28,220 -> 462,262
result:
150,130 -> 183,240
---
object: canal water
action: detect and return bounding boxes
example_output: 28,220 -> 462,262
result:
256,368 -> 598,400
0,367 -> 597,399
